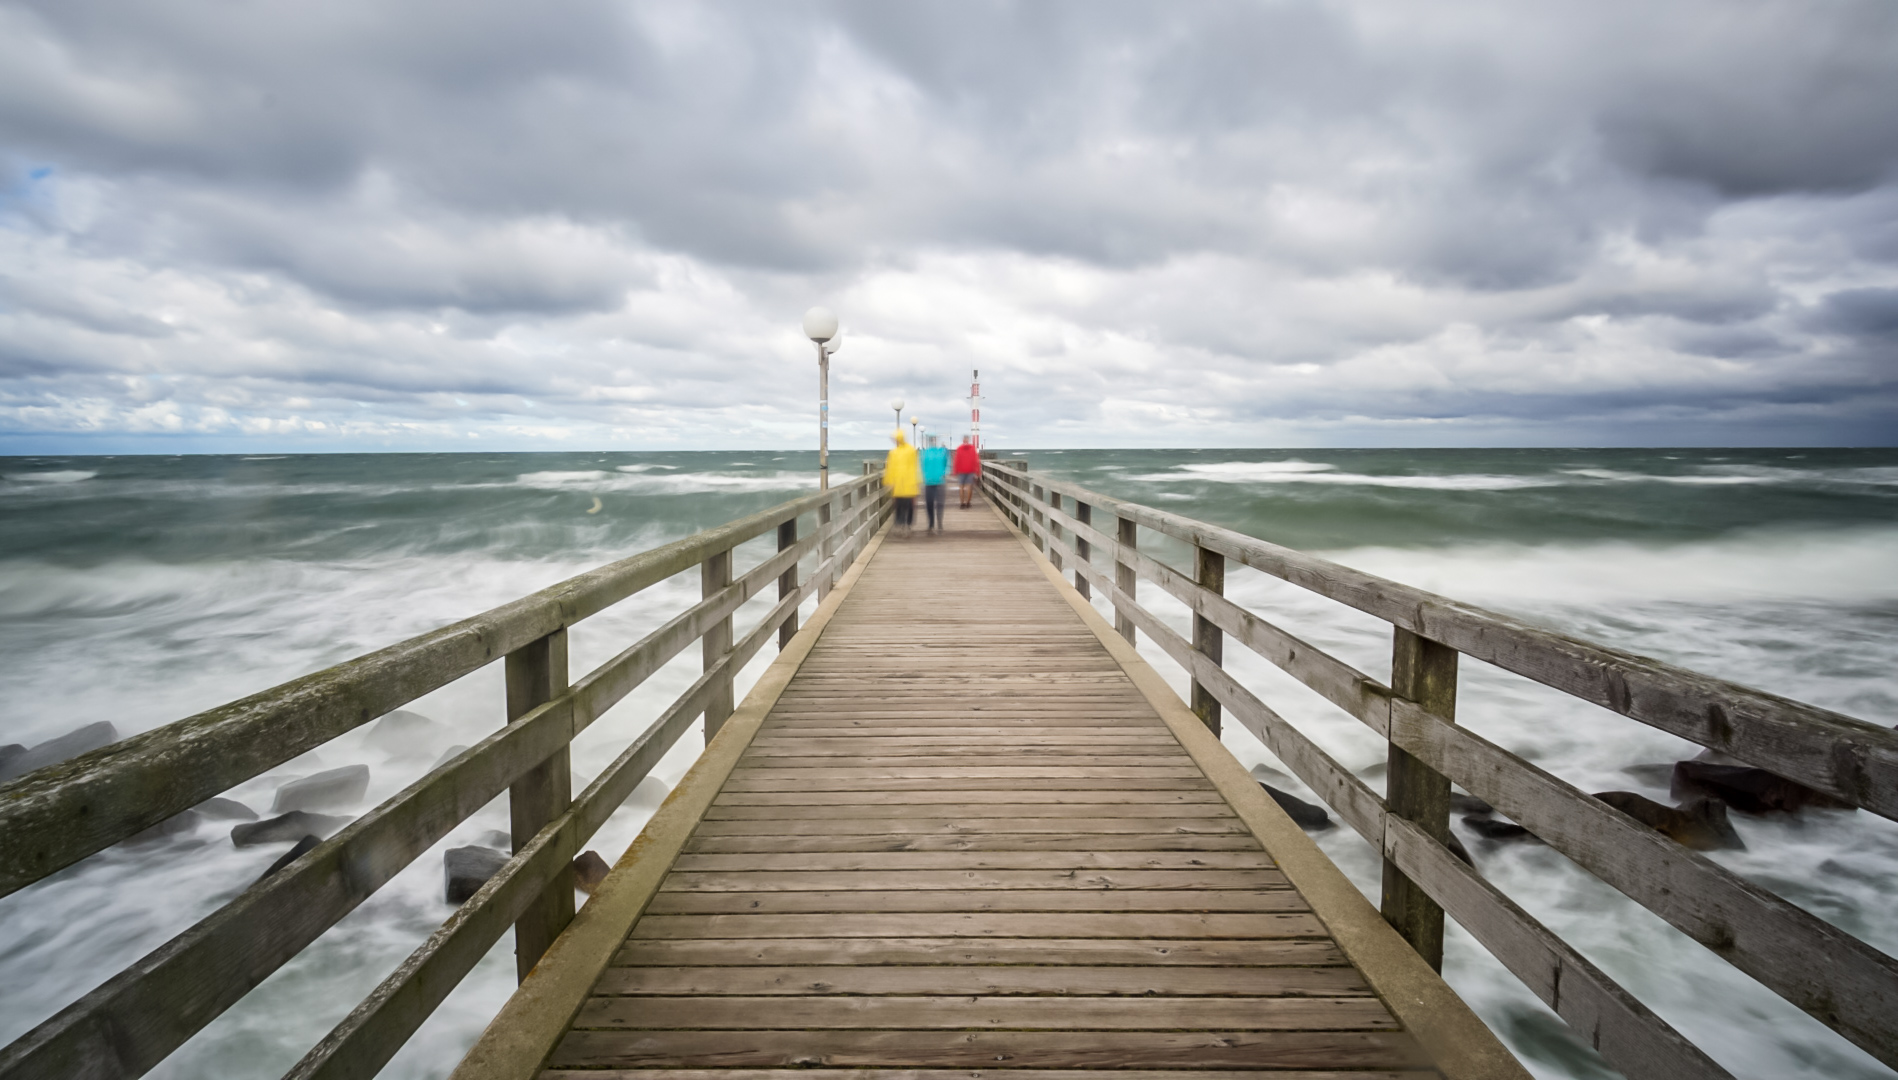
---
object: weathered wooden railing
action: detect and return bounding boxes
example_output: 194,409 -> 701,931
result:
984,462 -> 1898,1080
0,473 -> 889,1080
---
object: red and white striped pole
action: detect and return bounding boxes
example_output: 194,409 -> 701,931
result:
970,369 -> 981,450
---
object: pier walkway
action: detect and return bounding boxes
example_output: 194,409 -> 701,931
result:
455,501 -> 1519,1079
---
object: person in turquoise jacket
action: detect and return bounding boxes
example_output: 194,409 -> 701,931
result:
919,435 -> 952,533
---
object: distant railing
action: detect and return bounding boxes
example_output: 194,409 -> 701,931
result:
0,472 -> 889,1080
984,462 -> 1898,1080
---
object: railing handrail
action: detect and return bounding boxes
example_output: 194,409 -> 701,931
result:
982,464 -> 1898,1080
0,474 -> 884,898
985,466 -> 1898,819
0,473 -> 891,1080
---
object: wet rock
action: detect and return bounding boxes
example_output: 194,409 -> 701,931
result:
1462,816 -> 1533,841
256,835 -> 322,883
233,811 -> 350,847
1671,761 -> 1852,815
446,846 -> 508,904
573,850 -> 610,894
477,830 -> 513,850
430,745 -> 471,771
1443,829 -> 1474,867
1449,793 -> 1493,815
271,765 -> 370,813
1260,783 -> 1333,830
0,721 -> 119,782
365,710 -> 449,757
1594,791 -> 1745,851
1619,763 -> 1677,787
130,810 -> 201,845
195,797 -> 258,821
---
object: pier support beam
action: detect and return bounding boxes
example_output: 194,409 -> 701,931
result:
702,548 -> 734,738
1190,546 -> 1224,736
1073,501 -> 1092,600
1382,627 -> 1459,971
1114,515 -> 1137,644
505,628 -> 572,981
777,517 -> 799,650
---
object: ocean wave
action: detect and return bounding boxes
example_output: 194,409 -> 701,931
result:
516,469 -> 816,495
1132,461 -> 1555,491
1563,465 -> 1898,487
1318,525 -> 1898,605
4,470 -> 97,484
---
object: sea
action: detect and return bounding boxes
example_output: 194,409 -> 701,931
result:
1,447 -> 1894,1080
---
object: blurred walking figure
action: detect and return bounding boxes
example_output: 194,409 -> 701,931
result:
953,435 -> 981,508
885,430 -> 922,535
920,435 -> 951,532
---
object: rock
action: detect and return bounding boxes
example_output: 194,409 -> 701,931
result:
477,830 -> 513,851
445,846 -> 508,904
0,721 -> 119,782
1449,793 -> 1493,815
1443,829 -> 1474,867
271,765 -> 370,813
1594,791 -> 1745,851
232,811 -> 350,847
1671,761 -> 1852,814
430,745 -> 471,771
1462,815 -> 1533,841
1619,763 -> 1677,787
1248,763 -> 1294,786
365,710 -> 449,757
573,850 -> 610,894
256,835 -> 322,882
130,810 -> 201,845
195,797 -> 258,821
1260,783 -> 1333,830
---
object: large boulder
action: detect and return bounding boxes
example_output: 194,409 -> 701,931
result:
365,710 -> 450,757
0,722 -> 119,782
195,797 -> 258,821
256,835 -> 322,883
130,810 -> 202,845
272,765 -> 370,813
445,846 -> 509,904
1671,761 -> 1852,814
1595,791 -> 1745,851
573,850 -> 610,894
1260,783 -> 1333,831
233,811 -> 350,847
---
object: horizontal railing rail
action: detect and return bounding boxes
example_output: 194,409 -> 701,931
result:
0,472 -> 889,1080
983,464 -> 1898,1080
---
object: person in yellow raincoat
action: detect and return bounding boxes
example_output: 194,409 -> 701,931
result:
884,430 -> 923,535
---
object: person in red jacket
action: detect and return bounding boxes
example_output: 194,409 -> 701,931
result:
952,436 -> 982,508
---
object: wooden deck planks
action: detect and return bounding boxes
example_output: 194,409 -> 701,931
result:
541,502 -> 1435,1077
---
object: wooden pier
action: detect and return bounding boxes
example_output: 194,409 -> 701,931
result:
454,503 -> 1518,1079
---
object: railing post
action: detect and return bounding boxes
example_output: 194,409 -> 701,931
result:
1382,627 -> 1459,971
1030,484 -> 1047,553
1073,501 -> 1092,599
1190,545 -> 1224,736
504,628 -> 571,981
817,496 -> 835,602
1115,515 -> 1137,643
1046,490 -> 1063,571
701,548 -> 734,738
777,516 -> 799,650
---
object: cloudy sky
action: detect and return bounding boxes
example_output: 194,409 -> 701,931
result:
1,0 -> 1895,452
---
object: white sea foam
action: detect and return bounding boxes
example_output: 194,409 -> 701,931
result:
1132,460 -> 1555,490
517,469 -> 815,494
4,470 -> 97,484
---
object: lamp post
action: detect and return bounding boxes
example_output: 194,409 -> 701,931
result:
802,307 -> 839,490
910,415 -> 920,446
889,398 -> 904,431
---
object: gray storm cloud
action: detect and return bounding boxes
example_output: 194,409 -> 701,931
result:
0,0 -> 1895,450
